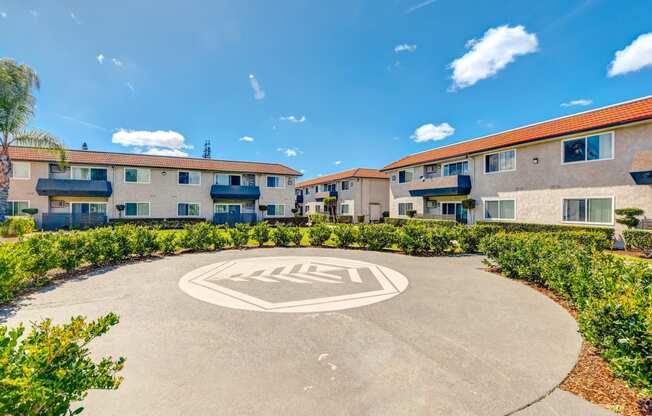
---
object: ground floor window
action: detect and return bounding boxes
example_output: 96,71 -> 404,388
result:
124,202 -> 149,217
484,199 -> 515,220
178,203 -> 200,217
340,204 -> 350,214
398,202 -> 414,216
72,202 -> 107,214
305,205 -> 310,213
7,201 -> 29,216
562,197 -> 613,224
267,204 -> 285,216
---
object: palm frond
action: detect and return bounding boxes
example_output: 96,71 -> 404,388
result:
13,129 -> 66,163
0,59 -> 40,146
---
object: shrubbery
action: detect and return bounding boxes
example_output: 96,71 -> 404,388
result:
251,222 -> 270,247
476,220 -> 614,240
623,229 -> 652,256
333,224 -> 358,248
308,223 -> 332,246
228,224 -> 251,249
0,216 -> 35,237
271,225 -> 292,247
384,218 -> 456,228
358,224 -> 396,251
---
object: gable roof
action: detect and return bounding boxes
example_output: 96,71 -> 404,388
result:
9,147 -> 302,176
383,95 -> 652,171
296,168 -> 388,188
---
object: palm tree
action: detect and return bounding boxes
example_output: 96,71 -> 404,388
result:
0,58 -> 65,220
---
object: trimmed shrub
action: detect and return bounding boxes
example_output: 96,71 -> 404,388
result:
358,224 -> 396,251
0,216 -> 35,237
385,218 -> 456,228
130,226 -> 159,257
289,227 -> 304,247
615,208 -> 644,229
0,242 -> 28,302
309,223 -> 332,246
228,224 -> 251,249
179,223 -> 223,251
55,231 -> 86,272
18,233 -> 59,281
109,217 -> 205,229
476,220 -> 614,240
271,225 -> 292,247
308,213 -> 327,225
397,222 -> 430,255
0,313 -> 125,415
333,224 -> 358,248
267,217 -> 309,227
156,231 -> 179,255
251,222 -> 270,247
623,229 -> 652,255
429,226 -> 455,255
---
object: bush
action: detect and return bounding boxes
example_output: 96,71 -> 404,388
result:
358,224 -> 396,251
0,313 -> 125,415
179,223 -> 223,251
0,216 -> 35,237
0,242 -> 28,302
55,231 -> 86,272
228,224 -> 251,249
109,217 -> 205,229
476,221 -> 614,241
271,225 -> 292,247
615,208 -> 644,229
333,224 -> 358,248
289,227 -> 304,247
309,223 -> 332,246
337,215 -> 353,224
82,227 -> 126,266
385,218 -> 456,228
130,226 -> 159,257
251,222 -> 270,247
623,229 -> 652,255
465,224 -> 501,252
266,217 -> 309,227
397,222 -> 430,255
156,231 -> 179,255
429,226 -> 455,255
308,213 -> 327,225
18,233 -> 59,281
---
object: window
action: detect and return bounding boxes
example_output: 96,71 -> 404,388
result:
124,168 -> 151,184
178,203 -> 200,217
267,204 -> 285,216
485,150 -> 515,173
178,171 -> 200,185
305,205 -> 310,213
124,202 -> 150,217
71,203 -> 106,214
314,185 -> 319,193
49,163 -> 66,174
443,161 -> 468,176
398,170 -> 413,183
563,133 -> 613,164
341,181 -> 351,190
340,204 -> 350,214
398,202 -> 414,216
71,166 -> 107,181
315,205 -> 321,213
11,162 -> 30,179
49,200 -> 66,209
484,199 -> 515,220
215,174 -> 241,186
563,197 -> 613,224
424,164 -> 439,178
287,178 -> 294,186
305,188 -> 310,195
266,176 -> 282,188
7,201 -> 28,216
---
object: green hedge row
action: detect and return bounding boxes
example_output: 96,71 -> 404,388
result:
623,229 -> 652,256
383,218 -> 457,227
480,232 -> 652,394
0,216 -> 36,237
476,221 -> 615,240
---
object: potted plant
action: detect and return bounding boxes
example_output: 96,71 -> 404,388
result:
115,204 -> 125,219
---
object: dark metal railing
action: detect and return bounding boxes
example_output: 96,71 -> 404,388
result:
212,212 -> 258,226
41,213 -> 108,231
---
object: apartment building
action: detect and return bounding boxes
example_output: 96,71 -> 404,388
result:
7,147 -> 301,229
295,168 -> 389,223
383,95 -> 652,239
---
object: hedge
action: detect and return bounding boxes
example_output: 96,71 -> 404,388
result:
477,221 -> 614,241
0,216 -> 36,237
623,229 -> 652,256
480,232 -> 652,394
384,218 -> 457,228
109,217 -> 206,229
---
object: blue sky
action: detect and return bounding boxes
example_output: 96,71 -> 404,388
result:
1,0 -> 652,179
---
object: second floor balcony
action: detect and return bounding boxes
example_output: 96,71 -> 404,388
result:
408,174 -> 471,197
315,190 -> 338,200
36,178 -> 113,197
210,184 -> 261,200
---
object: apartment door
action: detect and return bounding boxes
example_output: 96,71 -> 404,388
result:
369,204 -> 381,222
442,202 -> 467,224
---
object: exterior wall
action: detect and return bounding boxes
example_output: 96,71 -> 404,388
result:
8,161 -> 49,225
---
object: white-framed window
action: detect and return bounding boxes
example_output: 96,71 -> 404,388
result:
341,180 -> 351,190
124,202 -> 150,217
340,204 -> 350,214
124,167 -> 151,184
484,149 -> 516,174
49,200 -> 66,209
266,176 -> 283,188
7,200 -> 29,216
562,197 -> 613,225
10,162 -> 30,180
443,160 -> 468,176
214,203 -> 241,214
314,185 -> 319,193
562,132 -> 614,164
398,202 -> 414,216
71,202 -> 107,214
71,166 -> 108,181
398,169 -> 413,183
177,202 -> 201,217
267,204 -> 285,216
287,178 -> 294,186
215,174 -> 242,186
178,170 -> 201,185
483,198 -> 516,221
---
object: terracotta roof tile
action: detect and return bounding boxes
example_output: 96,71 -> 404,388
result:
9,147 -> 302,176
383,95 -> 652,171
296,168 -> 388,188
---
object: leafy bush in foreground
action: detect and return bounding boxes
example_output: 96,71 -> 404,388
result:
333,224 -> 358,248
251,222 -> 270,247
623,229 -> 652,256
289,227 -> 304,247
271,225 -> 292,247
358,224 -> 396,251
308,223 -> 332,246
0,216 -> 35,237
397,222 -> 430,255
228,224 -> 251,249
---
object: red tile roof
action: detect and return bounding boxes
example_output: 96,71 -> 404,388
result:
9,147 -> 302,176
383,95 -> 652,171
296,168 -> 388,188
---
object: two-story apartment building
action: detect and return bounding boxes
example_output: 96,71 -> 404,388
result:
383,95 -> 652,238
7,147 -> 301,229
295,168 -> 389,223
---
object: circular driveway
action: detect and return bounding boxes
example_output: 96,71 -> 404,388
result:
3,248 -> 582,416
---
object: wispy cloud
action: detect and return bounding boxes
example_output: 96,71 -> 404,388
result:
112,130 -> 192,157
249,74 -> 265,100
112,58 -> 123,67
239,136 -> 255,142
411,123 -> 455,143
29,10 -> 38,17
277,147 -> 300,157
141,148 -> 188,157
405,0 -> 437,14
1,12 -> 7,19
280,115 -> 306,123
608,32 -> 652,77
96,54 -> 104,64
55,114 -> 108,131
394,44 -> 417,53
449,25 -> 538,90
70,11 -> 81,24
125,82 -> 135,93
334,161 -> 342,166
561,99 -> 592,107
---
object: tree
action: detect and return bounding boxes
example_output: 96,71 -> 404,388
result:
615,208 -> 644,229
0,58 -> 65,220
323,196 -> 337,222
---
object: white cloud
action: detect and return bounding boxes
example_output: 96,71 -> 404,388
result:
1,12 -> 7,19
334,161 -> 342,166
112,130 -> 190,152
280,115 -> 306,123
449,25 -> 538,90
608,33 -> 652,77
277,147 -> 299,157
300,169 -> 306,174
561,99 -> 592,107
249,74 -> 265,100
411,123 -> 455,143
239,136 -> 255,142
112,58 -> 123,67
96,54 -> 104,64
29,10 -> 38,17
70,11 -> 81,24
405,0 -> 437,14
394,44 -> 417,53
141,148 -> 189,157
125,82 -> 135,93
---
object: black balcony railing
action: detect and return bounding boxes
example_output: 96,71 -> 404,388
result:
213,212 -> 257,226
210,185 -> 261,200
36,178 -> 113,197
41,213 -> 108,231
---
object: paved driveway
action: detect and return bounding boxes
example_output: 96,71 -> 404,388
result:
2,248 -> 614,415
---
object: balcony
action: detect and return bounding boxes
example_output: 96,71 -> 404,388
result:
36,178 -> 113,197
296,194 -> 304,204
315,190 -> 338,200
630,150 -> 652,184
210,185 -> 261,200
408,175 -> 471,197
41,213 -> 108,231
213,212 -> 258,226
